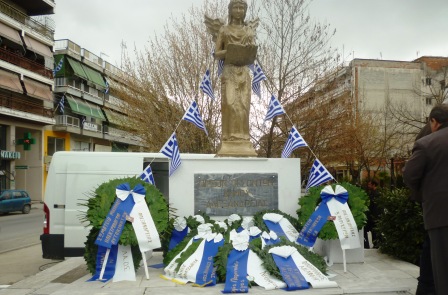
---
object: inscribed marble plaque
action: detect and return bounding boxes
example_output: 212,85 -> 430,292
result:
194,173 -> 278,216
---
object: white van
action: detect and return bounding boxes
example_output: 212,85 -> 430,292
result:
40,151 -> 213,259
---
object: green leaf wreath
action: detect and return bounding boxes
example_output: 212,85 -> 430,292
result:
252,209 -> 301,233
82,177 -> 170,274
163,212 -> 214,266
297,182 -> 369,240
254,238 -> 328,280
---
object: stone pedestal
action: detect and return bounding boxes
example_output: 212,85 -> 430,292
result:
216,140 -> 257,157
312,229 -> 365,264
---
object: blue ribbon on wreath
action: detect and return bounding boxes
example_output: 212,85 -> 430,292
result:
296,188 -> 349,247
90,183 -> 145,281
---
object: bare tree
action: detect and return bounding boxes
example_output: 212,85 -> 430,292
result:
116,1 -> 228,152
250,0 -> 339,158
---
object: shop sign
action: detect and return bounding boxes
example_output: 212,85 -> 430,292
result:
0,150 -> 21,159
83,122 -> 97,132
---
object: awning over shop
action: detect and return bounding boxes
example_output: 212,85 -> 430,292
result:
0,69 -> 23,93
0,22 -> 23,45
103,108 -> 126,126
66,95 -> 106,120
22,77 -> 52,101
67,57 -> 88,80
80,64 -> 107,88
23,35 -> 53,58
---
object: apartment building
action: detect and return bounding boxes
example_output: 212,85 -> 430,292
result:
293,57 -> 448,182
45,39 -> 143,191
0,0 -> 55,199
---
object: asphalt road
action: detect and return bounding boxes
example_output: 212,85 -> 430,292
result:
0,204 -> 63,287
0,204 -> 43,254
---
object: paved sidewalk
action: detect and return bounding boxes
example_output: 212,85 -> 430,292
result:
0,249 -> 418,295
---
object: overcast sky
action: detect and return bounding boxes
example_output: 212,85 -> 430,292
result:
53,0 -> 447,67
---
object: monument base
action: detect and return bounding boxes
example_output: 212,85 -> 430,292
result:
169,156 -> 301,218
216,140 -> 257,157
312,229 -> 365,264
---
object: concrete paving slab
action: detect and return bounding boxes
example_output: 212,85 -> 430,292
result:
0,249 -> 417,295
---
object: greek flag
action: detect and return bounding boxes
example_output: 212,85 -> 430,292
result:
199,69 -> 215,100
251,63 -> 267,98
217,59 -> 224,77
160,132 -> 181,176
212,49 -> 224,77
264,95 -> 285,121
182,100 -> 208,135
140,164 -> 155,185
81,116 -> 86,127
58,95 -> 65,114
53,57 -> 64,76
306,159 -> 334,192
104,79 -> 109,94
281,126 -> 308,158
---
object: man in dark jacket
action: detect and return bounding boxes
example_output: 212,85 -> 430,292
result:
403,104 -> 448,295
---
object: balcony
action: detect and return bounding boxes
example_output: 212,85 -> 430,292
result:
7,0 -> 54,16
0,1 -> 54,38
104,125 -> 142,146
54,115 -> 104,136
55,115 -> 80,128
0,47 -> 52,78
54,39 -> 81,58
54,78 -> 105,104
0,91 -> 52,118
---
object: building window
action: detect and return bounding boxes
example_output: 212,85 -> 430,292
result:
426,77 -> 432,86
73,141 -> 90,151
47,137 -> 65,156
426,97 -> 432,105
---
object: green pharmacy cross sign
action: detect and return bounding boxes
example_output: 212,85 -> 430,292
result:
17,132 -> 36,151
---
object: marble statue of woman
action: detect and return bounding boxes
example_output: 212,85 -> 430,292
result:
205,0 -> 259,157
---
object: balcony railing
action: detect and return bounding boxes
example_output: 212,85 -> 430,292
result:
0,47 -> 52,78
0,1 -> 54,39
54,39 -> 81,55
55,115 -> 104,134
0,92 -> 53,118
55,115 -> 80,128
54,78 -> 105,101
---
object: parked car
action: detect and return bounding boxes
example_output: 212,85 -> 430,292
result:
0,189 -> 32,214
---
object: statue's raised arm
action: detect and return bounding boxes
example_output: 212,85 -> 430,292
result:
205,0 -> 260,157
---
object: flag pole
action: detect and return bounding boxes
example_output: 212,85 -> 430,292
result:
142,251 -> 150,280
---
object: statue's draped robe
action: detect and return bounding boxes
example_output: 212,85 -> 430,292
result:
216,24 -> 255,142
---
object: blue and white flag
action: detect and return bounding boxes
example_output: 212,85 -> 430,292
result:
104,79 -> 110,94
306,158 -> 334,192
211,49 -> 224,77
264,95 -> 285,121
199,69 -> 215,100
81,116 -> 86,128
53,57 -> 64,76
281,126 -> 308,158
160,132 -> 181,176
140,164 -> 155,185
217,60 -> 224,77
251,63 -> 267,98
182,101 -> 208,136
58,95 -> 65,114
